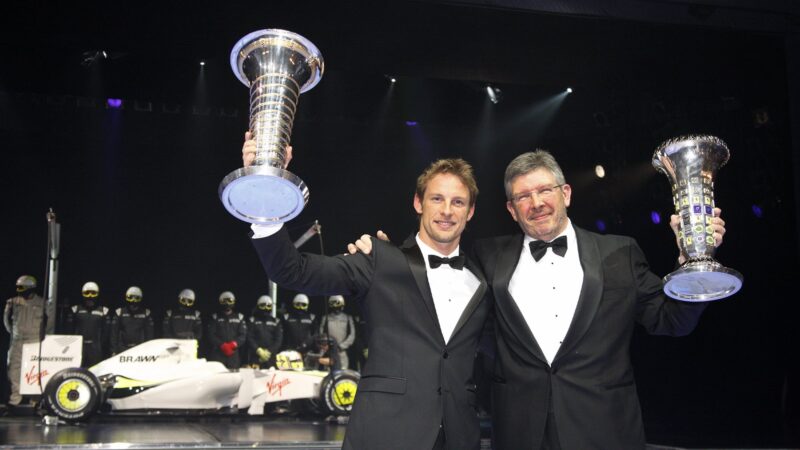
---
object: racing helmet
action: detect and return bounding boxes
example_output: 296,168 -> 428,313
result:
82,281 -> 100,298
125,286 -> 143,303
275,350 -> 304,371
218,291 -> 236,306
178,288 -> 196,307
256,295 -> 273,311
328,295 -> 345,309
292,293 -> 309,311
15,275 -> 37,293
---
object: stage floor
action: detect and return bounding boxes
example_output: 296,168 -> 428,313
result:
0,413 -> 795,450
0,413 -> 494,450
0,414 -> 351,450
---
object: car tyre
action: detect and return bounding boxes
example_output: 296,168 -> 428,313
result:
320,369 -> 359,416
44,368 -> 102,422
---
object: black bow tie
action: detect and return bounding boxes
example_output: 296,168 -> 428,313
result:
529,236 -> 568,262
428,254 -> 466,270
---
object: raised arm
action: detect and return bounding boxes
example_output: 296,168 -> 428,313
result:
252,227 -> 374,298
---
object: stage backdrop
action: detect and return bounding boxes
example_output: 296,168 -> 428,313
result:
0,1 -> 797,446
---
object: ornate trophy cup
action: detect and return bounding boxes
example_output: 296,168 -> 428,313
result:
652,135 -> 743,301
219,29 -> 324,224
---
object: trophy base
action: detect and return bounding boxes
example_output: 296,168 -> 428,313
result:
662,260 -> 743,302
219,166 -> 309,224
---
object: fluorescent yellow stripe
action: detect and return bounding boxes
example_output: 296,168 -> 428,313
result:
113,376 -> 160,389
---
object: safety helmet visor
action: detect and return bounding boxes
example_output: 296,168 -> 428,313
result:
293,301 -> 308,311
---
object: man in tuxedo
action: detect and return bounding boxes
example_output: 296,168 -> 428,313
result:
244,136 -> 490,450
472,150 -> 725,449
350,149 -> 726,449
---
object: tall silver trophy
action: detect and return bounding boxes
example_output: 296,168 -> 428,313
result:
219,29 -> 324,224
652,135 -> 743,301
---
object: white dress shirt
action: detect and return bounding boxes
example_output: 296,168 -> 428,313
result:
415,235 -> 480,344
251,223 -> 282,239
508,220 -> 583,365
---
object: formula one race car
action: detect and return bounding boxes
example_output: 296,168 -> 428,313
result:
41,339 -> 359,422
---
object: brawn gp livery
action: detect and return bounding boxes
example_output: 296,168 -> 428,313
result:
42,339 -> 358,421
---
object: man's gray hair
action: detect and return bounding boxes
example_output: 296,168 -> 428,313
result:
504,150 -> 566,199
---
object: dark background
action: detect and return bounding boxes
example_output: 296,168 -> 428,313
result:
1,1 -> 799,447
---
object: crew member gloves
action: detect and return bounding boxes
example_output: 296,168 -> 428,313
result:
256,347 -> 271,362
220,341 -> 238,357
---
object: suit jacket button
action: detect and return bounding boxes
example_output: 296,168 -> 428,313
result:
442,351 -> 449,359
437,387 -> 442,395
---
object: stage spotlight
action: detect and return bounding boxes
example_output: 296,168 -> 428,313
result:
81,50 -> 108,67
405,121 -> 418,127
595,219 -> 607,232
200,61 -> 206,66
566,87 -> 573,94
650,211 -> 661,224
751,204 -> 763,218
486,85 -> 501,104
106,98 -> 123,109
385,75 -> 396,83
594,165 -> 605,178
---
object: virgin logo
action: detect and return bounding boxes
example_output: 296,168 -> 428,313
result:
267,373 -> 291,396
24,365 -> 49,386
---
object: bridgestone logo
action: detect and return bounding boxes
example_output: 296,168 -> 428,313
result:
30,356 -> 75,362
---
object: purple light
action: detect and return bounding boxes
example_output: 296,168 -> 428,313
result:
405,121 -> 418,127
650,211 -> 661,224
751,204 -> 763,218
107,98 -> 123,109
595,219 -> 606,232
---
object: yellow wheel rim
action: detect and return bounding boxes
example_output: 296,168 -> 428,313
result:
56,379 -> 91,412
333,380 -> 357,407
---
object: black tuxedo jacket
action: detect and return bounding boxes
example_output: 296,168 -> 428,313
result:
253,228 -> 490,450
473,226 -> 706,450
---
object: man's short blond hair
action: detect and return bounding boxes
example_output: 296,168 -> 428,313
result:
415,158 -> 479,207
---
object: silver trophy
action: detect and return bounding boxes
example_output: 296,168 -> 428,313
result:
219,29 -> 324,223
652,135 -> 743,301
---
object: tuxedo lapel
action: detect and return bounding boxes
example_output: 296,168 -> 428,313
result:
553,226 -> 603,365
400,238 -> 445,344
493,234 -> 547,363
449,254 -> 487,340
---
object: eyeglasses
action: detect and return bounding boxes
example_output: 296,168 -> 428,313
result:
82,291 -> 99,298
126,295 -> 142,302
219,298 -> 235,305
16,286 -> 28,292
257,304 -> 272,311
293,303 -> 308,310
179,297 -> 195,307
510,184 -> 564,205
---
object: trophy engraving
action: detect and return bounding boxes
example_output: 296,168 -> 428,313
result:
219,29 -> 324,223
653,134 -> 743,301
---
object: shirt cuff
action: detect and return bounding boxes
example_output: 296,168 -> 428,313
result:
251,223 -> 283,239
